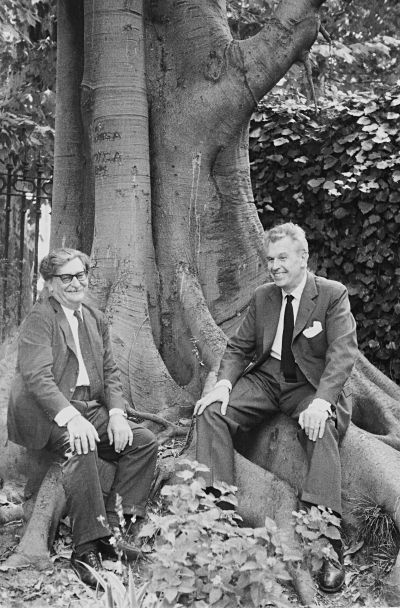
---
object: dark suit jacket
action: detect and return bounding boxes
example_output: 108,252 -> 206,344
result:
218,271 -> 358,439
7,296 -> 127,449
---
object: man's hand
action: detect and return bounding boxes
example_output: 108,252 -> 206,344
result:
107,414 -> 133,453
298,398 -> 332,442
194,384 -> 230,416
67,415 -> 99,454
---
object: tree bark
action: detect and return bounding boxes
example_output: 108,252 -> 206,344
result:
8,0 -> 400,605
51,0 -> 88,251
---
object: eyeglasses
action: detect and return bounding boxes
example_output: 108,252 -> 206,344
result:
53,271 -> 88,284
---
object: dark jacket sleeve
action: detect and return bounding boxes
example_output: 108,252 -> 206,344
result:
314,285 -> 357,405
17,308 -> 72,420
217,294 -> 257,386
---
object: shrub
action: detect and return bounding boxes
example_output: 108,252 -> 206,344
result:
250,86 -> 400,381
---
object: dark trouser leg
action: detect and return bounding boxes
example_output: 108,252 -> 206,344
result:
297,421 -> 342,516
280,377 -> 343,516
195,372 -> 280,487
46,426 -> 109,546
84,403 -> 158,518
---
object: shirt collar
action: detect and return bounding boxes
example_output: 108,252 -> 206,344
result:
61,304 -> 82,320
282,271 -> 307,301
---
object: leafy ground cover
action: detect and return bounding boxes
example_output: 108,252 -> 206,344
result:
0,350 -> 394,608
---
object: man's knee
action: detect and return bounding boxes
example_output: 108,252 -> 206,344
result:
129,424 -> 158,453
199,401 -> 223,422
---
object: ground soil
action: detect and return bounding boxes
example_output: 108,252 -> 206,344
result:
0,342 -> 393,607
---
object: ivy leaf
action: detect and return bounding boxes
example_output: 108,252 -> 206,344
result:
376,160 -> 389,169
357,116 -> 371,125
307,178 -> 325,188
347,109 -> 364,117
324,156 -> 337,169
392,170 -> 400,183
364,102 -> 379,114
358,201 -> 374,214
362,123 -> 378,132
273,137 -> 289,146
333,207 -> 349,219
324,526 -> 341,540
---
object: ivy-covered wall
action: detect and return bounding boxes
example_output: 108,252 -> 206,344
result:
250,86 -> 400,381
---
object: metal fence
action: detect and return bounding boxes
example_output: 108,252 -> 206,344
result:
0,160 -> 52,340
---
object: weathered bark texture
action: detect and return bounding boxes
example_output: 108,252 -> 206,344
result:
50,0 -> 327,417
5,0 -> 400,605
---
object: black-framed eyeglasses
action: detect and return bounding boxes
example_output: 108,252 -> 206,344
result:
53,271 -> 88,284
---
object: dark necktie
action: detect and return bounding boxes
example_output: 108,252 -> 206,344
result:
73,309 -> 98,393
281,294 -> 296,382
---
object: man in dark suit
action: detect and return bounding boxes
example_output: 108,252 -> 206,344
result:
8,248 -> 158,588
195,222 -> 357,593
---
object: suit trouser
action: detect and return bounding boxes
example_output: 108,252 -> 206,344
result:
196,357 -> 342,515
46,400 -> 158,546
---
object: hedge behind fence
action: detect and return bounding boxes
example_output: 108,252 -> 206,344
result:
250,86 -> 400,381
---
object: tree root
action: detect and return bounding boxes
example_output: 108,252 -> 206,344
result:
126,405 -> 188,438
0,504 -> 24,525
235,452 -> 316,606
2,464 -> 64,571
177,263 -> 226,373
351,355 -> 400,449
238,416 -> 400,606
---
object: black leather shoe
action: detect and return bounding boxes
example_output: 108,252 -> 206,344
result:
98,536 -> 142,562
71,550 -> 102,589
317,558 -> 345,593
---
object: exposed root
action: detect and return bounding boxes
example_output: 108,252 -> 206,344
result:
319,23 -> 331,44
355,353 -> 400,402
235,452 -> 316,605
351,357 -> 400,450
2,464 -> 64,571
0,504 -> 24,525
126,405 -> 188,437
301,50 -> 318,113
177,263 -> 226,373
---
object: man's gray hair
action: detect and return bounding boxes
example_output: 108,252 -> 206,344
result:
265,222 -> 308,253
39,248 -> 91,281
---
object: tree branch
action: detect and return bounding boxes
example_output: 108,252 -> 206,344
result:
235,0 -> 326,103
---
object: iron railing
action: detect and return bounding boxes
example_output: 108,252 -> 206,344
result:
0,160 -> 52,340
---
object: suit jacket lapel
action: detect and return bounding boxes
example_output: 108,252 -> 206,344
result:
263,285 -> 282,350
50,297 -> 78,358
82,305 -> 103,380
293,272 -> 318,340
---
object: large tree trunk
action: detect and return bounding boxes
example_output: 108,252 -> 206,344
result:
5,0 -> 400,605
50,0 -> 326,418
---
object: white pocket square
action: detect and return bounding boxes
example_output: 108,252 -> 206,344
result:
303,321 -> 323,338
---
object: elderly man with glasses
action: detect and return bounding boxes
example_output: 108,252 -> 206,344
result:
7,248 -> 158,588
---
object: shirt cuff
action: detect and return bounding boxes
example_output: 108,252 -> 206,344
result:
109,408 -> 127,418
55,405 -> 81,427
215,379 -> 232,392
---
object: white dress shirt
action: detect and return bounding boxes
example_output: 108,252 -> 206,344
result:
54,304 -> 124,427
216,272 -> 308,393
270,272 -> 307,360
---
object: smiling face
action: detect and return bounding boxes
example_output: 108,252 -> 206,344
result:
266,236 -> 308,293
49,257 -> 88,310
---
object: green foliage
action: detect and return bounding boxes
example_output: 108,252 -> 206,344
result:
293,506 -> 341,572
228,0 -> 400,101
250,85 -> 400,381
140,460 -> 301,608
0,0 -> 56,166
350,496 -> 399,574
